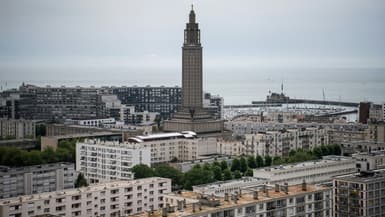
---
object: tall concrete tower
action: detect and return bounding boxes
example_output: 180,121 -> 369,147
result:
182,6 -> 203,108
163,6 -> 224,134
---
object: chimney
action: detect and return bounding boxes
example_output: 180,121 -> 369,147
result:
183,199 -> 187,208
284,182 -> 289,194
275,184 -> 280,192
177,200 -> 183,211
253,191 -> 259,200
239,189 -> 242,197
302,179 -> 307,191
199,203 -> 202,211
161,208 -> 167,217
224,193 -> 229,201
192,203 -> 196,213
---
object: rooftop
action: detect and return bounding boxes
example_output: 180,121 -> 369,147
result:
148,184 -> 330,217
334,169 -> 385,183
254,155 -> 353,173
0,162 -> 74,174
129,131 -> 197,143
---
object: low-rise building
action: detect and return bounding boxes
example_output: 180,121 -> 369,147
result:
192,177 -> 267,197
0,163 -> 75,199
333,169 -> 385,217
76,139 -> 151,183
253,156 -> 357,185
0,177 -> 171,217
158,183 -> 332,217
353,150 -> 385,172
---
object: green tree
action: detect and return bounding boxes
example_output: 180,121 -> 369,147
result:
272,156 -> 284,165
231,158 -> 240,171
75,173 -> 88,188
23,150 -> 44,165
332,144 -> 342,155
212,166 -> 222,181
212,161 -> 221,169
247,156 -> 257,169
183,166 -> 214,190
264,155 -> 272,166
41,148 -> 58,163
313,146 -> 323,159
220,160 -> 228,170
256,155 -> 264,168
245,168 -> 253,177
154,164 -> 184,189
202,163 -> 211,171
233,170 -> 242,179
222,169 -> 233,181
240,157 -> 248,173
132,164 -> 154,179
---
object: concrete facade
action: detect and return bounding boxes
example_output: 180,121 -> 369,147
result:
0,177 -> 171,217
0,163 -> 75,199
76,139 -> 151,183
0,118 -> 35,140
333,170 -> 385,217
128,132 -> 217,164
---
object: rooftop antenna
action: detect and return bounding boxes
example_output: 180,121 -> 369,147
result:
191,4 -> 193,10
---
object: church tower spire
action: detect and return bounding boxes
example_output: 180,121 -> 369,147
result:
184,5 -> 200,45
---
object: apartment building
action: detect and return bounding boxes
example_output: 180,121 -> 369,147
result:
112,86 -> 181,119
76,139 -> 151,183
128,132 -> 217,163
0,118 -> 35,140
216,139 -> 245,156
0,163 -> 75,199
17,84 -> 105,122
0,177 -> 171,217
334,170 -> 385,217
158,183 -> 332,217
217,127 -> 329,157
120,105 -> 158,125
253,156 -> 356,185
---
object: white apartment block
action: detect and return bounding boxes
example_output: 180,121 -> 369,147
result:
0,163 -> 75,199
128,132 -> 217,163
0,118 -> 35,140
244,127 -> 329,157
217,127 -> 329,157
161,183 -> 332,217
0,177 -> 171,217
76,139 -> 151,183
216,139 -> 244,156
253,156 -> 357,185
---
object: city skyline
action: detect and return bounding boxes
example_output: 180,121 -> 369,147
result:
1,1 -> 385,104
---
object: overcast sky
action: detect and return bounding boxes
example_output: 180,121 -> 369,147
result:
1,0 -> 385,81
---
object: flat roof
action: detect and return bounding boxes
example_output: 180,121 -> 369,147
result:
254,156 -> 353,173
149,184 -> 330,217
334,169 -> 385,183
